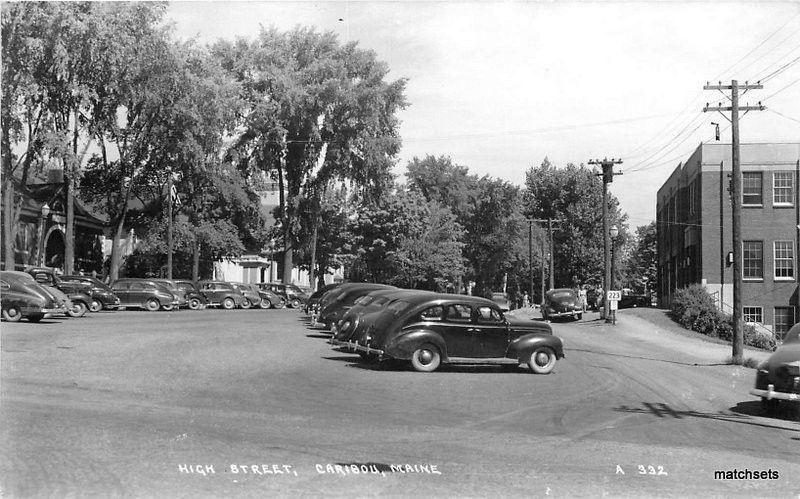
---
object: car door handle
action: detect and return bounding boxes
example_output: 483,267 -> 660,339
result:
467,328 -> 479,333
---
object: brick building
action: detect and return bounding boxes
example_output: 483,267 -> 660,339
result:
656,142 -> 799,339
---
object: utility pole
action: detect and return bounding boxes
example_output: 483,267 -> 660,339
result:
703,80 -> 764,363
589,158 -> 623,320
528,220 -> 534,301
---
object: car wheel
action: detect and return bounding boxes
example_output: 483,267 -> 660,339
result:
528,346 -> 556,374
289,298 -> 301,309
162,304 -> 174,311
222,297 -> 235,310
89,299 -> 103,313
272,299 -> 285,309
188,298 -> 202,310
145,298 -> 160,312
576,313 -> 582,321
410,344 -> 441,373
241,298 -> 252,309
67,301 -> 88,318
2,306 -> 22,322
258,299 -> 271,309
27,313 -> 44,323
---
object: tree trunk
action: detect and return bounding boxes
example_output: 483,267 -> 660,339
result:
64,110 -> 79,274
166,173 -> 173,278
2,177 -> 15,270
192,237 -> 200,282
308,215 -> 318,291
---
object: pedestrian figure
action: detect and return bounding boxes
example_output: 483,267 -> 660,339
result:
522,292 -> 530,308
579,286 -> 588,312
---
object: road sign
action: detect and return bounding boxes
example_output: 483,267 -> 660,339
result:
609,300 -> 618,310
607,290 -> 622,301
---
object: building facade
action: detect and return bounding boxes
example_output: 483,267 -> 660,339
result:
656,142 -> 799,339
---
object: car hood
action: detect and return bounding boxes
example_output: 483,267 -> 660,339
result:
763,342 -> 800,372
506,316 -> 553,335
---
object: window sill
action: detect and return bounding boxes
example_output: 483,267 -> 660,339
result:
772,203 -> 795,208
742,204 -> 764,208
742,278 -> 764,282
774,277 -> 796,282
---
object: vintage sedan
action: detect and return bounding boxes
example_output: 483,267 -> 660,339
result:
315,283 -> 395,330
750,322 -> 800,413
111,278 -> 180,311
331,293 -> 565,374
198,280 -> 245,309
61,274 -> 121,312
542,288 -> 583,321
173,280 -> 208,310
305,283 -> 342,314
333,289 -> 434,344
1,271 -> 67,322
231,283 -> 263,309
258,282 -> 309,309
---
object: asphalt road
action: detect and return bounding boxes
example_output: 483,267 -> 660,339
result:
1,307 -> 798,497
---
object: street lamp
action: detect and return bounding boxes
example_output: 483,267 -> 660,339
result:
607,225 -> 619,324
37,203 -> 51,266
267,238 -> 276,282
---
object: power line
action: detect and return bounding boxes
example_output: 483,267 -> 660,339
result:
720,11 -> 800,79
760,53 -> 800,83
626,115 -> 706,172
768,108 -> 800,125
764,76 -> 800,100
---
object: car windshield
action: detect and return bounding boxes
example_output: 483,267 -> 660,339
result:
177,282 -> 196,292
550,291 -> 576,300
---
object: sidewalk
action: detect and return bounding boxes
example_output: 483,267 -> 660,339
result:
611,308 -> 772,366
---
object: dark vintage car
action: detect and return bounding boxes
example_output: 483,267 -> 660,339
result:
61,274 -> 121,312
750,322 -> 800,413
231,283 -> 263,309
315,283 -> 395,330
542,288 -> 583,321
250,285 -> 285,309
150,279 -> 189,308
1,270 -> 68,322
198,280 -> 245,309
173,280 -> 208,310
333,289 -> 435,343
111,278 -> 180,311
305,283 -> 343,315
26,268 -> 92,318
258,282 -> 309,309
618,289 -> 651,309
331,293 -> 565,374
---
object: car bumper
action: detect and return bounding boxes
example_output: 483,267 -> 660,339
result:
545,310 -> 581,318
750,386 -> 800,402
26,306 -> 67,315
329,339 -> 385,356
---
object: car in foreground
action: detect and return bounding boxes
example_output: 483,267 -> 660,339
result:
305,283 -> 342,314
198,280 -> 245,309
27,267 -> 93,317
1,271 -> 67,322
750,322 -> 800,413
111,278 -> 180,311
542,288 -> 583,321
331,293 -> 565,374
61,274 -> 121,312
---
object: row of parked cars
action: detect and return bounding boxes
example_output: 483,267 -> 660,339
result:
303,282 -> 566,374
0,268 -> 309,322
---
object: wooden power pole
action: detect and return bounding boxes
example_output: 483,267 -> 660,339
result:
703,80 -> 764,363
589,158 -> 622,320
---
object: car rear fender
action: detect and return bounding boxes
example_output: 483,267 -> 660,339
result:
507,334 -> 565,361
384,329 -> 447,361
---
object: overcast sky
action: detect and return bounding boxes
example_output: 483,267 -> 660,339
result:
167,1 -> 800,227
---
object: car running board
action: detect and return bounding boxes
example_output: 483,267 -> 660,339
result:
446,357 -> 520,365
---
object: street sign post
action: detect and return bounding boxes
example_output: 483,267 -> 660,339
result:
606,290 -> 621,324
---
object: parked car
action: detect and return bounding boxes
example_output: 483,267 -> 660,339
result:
253,286 -> 285,309
333,289 -> 434,343
173,280 -> 208,310
542,288 -> 583,321
150,279 -> 189,308
258,282 -> 309,309
111,278 -> 180,311
618,289 -> 651,309
231,283 -> 263,309
305,283 -> 343,314
331,293 -> 564,373
60,274 -> 121,312
315,283 -> 395,330
1,270 -> 67,322
198,280 -> 245,309
28,267 -> 97,317
750,322 -> 800,413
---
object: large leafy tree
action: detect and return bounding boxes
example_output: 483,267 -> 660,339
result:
524,158 -> 628,289
214,27 -> 407,284
621,221 -> 657,293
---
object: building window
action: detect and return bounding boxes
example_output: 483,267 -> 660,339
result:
742,241 -> 763,279
743,306 -> 763,324
742,172 -> 762,205
774,307 -> 795,338
688,179 -> 696,215
773,171 -> 795,206
774,241 -> 795,280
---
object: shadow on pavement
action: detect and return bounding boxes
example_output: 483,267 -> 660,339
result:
306,334 -> 331,339
614,402 -> 800,430
567,347 -> 728,367
730,400 -> 800,422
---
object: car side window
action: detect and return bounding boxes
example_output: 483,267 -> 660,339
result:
33,273 -> 50,284
476,306 -> 503,324
0,280 -> 9,290
444,304 -> 472,323
130,282 -> 145,291
419,305 -> 444,321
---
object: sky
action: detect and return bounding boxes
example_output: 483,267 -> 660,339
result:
167,1 -> 800,228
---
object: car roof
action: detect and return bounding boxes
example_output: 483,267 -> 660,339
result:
385,291 -> 496,308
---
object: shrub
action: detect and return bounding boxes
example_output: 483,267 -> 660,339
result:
744,325 -> 778,351
671,284 -> 720,332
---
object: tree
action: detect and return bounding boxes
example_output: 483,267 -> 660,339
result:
214,27 -> 407,284
524,159 -> 628,288
621,221 -> 657,293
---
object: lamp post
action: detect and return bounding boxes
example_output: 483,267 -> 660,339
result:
37,203 -> 51,267
267,238 -> 276,282
608,225 -> 619,324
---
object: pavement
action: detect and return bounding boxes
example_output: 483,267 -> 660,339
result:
1,307 -> 798,497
